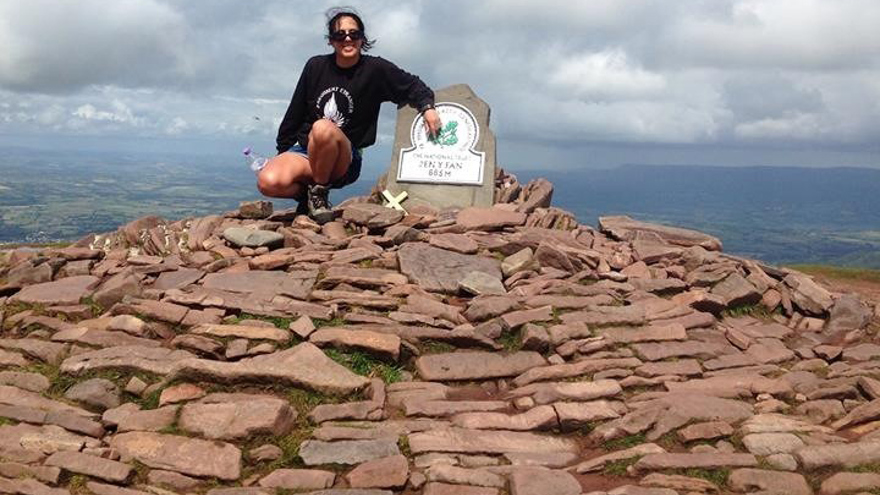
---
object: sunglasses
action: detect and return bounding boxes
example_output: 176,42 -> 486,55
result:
330,29 -> 365,42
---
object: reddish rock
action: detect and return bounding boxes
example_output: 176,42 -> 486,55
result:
345,454 -> 409,489
11,276 -> 100,306
456,207 -> 526,231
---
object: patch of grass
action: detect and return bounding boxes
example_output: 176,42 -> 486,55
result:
678,468 -> 729,487
603,433 -> 646,451
850,463 -> 880,473
314,316 -> 346,329
357,259 -> 374,268
498,329 -> 522,352
0,417 -> 17,427
788,264 -> 880,283
229,312 -> 293,329
721,303 -> 777,319
65,474 -> 89,495
603,456 -> 640,477
421,340 -> 455,354
80,296 -> 104,317
324,349 -> 404,383
397,435 -> 411,456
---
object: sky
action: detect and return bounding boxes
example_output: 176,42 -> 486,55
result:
0,0 -> 879,173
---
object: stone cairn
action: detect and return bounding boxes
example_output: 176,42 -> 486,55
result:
0,169 -> 878,495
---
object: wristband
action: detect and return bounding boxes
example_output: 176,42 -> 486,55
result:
419,103 -> 435,113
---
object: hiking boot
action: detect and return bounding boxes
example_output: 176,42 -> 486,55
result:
307,183 -> 334,224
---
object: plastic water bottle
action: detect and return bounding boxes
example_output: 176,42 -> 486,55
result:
243,147 -> 269,174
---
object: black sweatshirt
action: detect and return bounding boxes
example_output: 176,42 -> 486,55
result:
276,54 -> 434,154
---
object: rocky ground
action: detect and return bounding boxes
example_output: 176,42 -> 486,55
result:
1,171 -> 879,495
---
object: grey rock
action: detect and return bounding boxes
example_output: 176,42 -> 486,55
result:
398,243 -> 502,294
298,439 -> 400,466
63,379 -> 120,411
458,271 -> 506,296
710,273 -> 761,307
826,294 -> 873,333
223,227 -> 283,248
742,432 -> 805,455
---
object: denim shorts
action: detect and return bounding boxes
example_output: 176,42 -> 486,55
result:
285,143 -> 362,189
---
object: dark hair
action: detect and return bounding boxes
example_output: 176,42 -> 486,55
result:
325,7 -> 375,52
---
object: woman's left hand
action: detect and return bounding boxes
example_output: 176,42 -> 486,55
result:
423,108 -> 441,138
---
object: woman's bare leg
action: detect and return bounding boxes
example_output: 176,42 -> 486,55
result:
307,119 -> 352,185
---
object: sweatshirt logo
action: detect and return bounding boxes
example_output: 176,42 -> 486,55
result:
316,87 -> 354,128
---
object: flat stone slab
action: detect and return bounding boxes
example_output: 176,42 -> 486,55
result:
110,431 -> 241,480
508,467 -> 581,495
795,441 -> 880,469
456,207 -> 526,231
223,227 -> 283,248
45,451 -> 132,483
60,346 -> 197,376
11,276 -> 100,306
416,351 -> 546,381
191,324 -> 291,343
51,328 -> 159,348
201,270 -> 317,300
728,468 -> 811,495
634,452 -> 757,471
0,385 -> 93,417
298,439 -> 400,466
451,406 -> 558,431
398,243 -> 502,294
169,343 -> 369,395
821,472 -> 880,495
598,215 -> 722,251
258,469 -> 336,490
408,427 -> 578,455
309,328 -> 401,361
179,394 -> 296,440
509,380 -> 622,405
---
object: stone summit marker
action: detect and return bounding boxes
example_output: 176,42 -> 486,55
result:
383,84 -> 496,209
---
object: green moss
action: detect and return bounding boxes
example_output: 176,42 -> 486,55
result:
850,463 -> 880,473
58,473 -> 91,495
421,340 -> 456,354
314,316 -> 346,329
603,433 -> 646,451
788,264 -> 880,283
603,457 -> 640,477
0,417 -> 17,427
498,329 -> 522,352
324,349 -> 404,383
228,312 -> 293,329
397,435 -> 411,457
80,296 -> 104,317
678,468 -> 729,487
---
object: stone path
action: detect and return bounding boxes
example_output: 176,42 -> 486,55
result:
1,177 -> 878,495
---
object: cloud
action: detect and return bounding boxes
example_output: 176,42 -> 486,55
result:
0,0 -> 199,93
548,49 -> 666,101
0,0 -> 877,167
